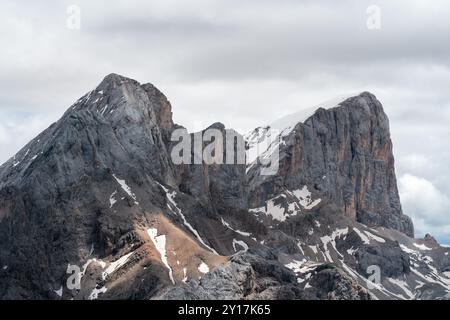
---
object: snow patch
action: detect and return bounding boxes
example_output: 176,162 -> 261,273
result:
268,94 -> 359,134
112,174 -> 139,205
245,126 -> 282,166
400,244 -> 417,255
102,252 -> 134,281
89,286 -> 107,300
75,258 -> 106,281
244,94 -> 359,167
54,286 -> 63,297
147,228 -> 175,284
353,228 -> 370,244
413,243 -> 432,251
198,261 -> 209,274
89,243 -> 95,256
182,267 -> 188,282
288,202 -> 298,213
364,230 -> 386,243
320,227 -> 349,262
284,260 -> 304,273
221,218 -> 251,237
100,104 -> 109,115
250,199 -> 286,222
232,239 -> 249,252
284,260 -> 320,275
249,186 -> 321,222
109,190 -> 117,208
289,186 -> 321,210
308,245 -> 319,254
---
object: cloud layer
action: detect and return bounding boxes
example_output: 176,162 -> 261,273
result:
0,0 -> 449,243
399,174 -> 450,245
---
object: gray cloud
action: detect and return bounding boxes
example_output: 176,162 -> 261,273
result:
0,0 -> 449,243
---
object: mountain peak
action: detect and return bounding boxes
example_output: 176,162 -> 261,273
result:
256,92 -> 364,136
92,73 -> 143,99
98,73 -> 140,87
63,74 -> 174,131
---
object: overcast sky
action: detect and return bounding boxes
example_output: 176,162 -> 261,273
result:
1,0 -> 449,244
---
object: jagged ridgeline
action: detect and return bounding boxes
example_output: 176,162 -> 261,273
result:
0,74 -> 449,300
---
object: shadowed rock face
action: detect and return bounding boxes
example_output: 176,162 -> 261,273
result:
0,74 -> 447,300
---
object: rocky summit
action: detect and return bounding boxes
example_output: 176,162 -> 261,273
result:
0,74 -> 449,300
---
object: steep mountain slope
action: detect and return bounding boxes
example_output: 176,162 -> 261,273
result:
0,74 -> 449,300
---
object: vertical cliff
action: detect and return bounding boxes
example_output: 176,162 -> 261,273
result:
246,92 -> 414,237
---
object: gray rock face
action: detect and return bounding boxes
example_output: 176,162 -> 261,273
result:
306,264 -> 372,300
0,74 -> 448,300
354,243 -> 410,278
247,92 -> 413,237
156,254 -> 258,300
177,123 -> 248,211
155,251 -> 368,300
0,74 -> 169,297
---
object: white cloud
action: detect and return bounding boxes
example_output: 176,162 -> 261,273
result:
399,174 -> 450,243
399,154 -> 430,172
0,113 -> 58,164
